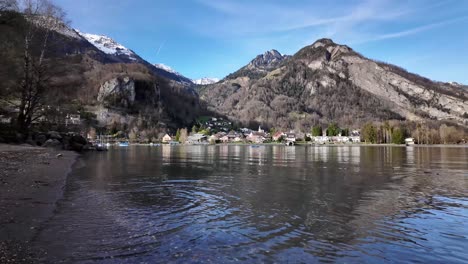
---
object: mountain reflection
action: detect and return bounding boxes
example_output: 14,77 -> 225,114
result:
36,146 -> 468,263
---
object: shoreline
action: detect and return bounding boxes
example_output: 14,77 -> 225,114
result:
120,143 -> 468,148
0,144 -> 79,263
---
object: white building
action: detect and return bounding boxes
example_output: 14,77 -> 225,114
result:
162,134 -> 172,143
187,133 -> 208,144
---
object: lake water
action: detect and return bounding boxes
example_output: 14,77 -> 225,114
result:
35,145 -> 468,263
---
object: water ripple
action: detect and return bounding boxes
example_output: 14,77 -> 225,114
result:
34,146 -> 468,263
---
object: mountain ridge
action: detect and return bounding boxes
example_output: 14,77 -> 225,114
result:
0,11 -> 207,137
198,38 -> 468,130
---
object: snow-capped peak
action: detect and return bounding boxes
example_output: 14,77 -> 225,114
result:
154,63 -> 180,75
154,63 -> 194,85
193,77 -> 220,85
77,31 -> 137,60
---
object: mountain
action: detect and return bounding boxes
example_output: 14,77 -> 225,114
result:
0,11 -> 207,136
76,31 -> 194,86
198,39 -> 468,130
193,77 -> 220,85
77,31 -> 140,62
153,63 -> 194,86
224,49 -> 290,80
247,49 -> 289,71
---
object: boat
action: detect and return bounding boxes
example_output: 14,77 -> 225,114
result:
118,141 -> 129,147
405,138 -> 415,146
93,135 -> 109,151
95,143 -> 108,151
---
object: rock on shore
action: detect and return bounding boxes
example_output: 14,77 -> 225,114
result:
32,132 -> 91,152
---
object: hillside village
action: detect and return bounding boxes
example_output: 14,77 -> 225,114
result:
154,116 -> 363,145
160,126 -> 362,146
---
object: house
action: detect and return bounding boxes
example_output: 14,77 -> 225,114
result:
162,134 -> 172,143
227,131 -> 242,141
209,132 -> 226,143
187,133 -> 208,144
220,135 -> 229,143
65,114 -> 81,126
283,133 -> 296,145
339,136 -> 350,143
351,130 -> 360,137
272,132 -> 285,141
286,133 -> 296,142
331,136 -> 351,143
247,131 -> 268,143
0,115 -> 12,124
209,134 -> 219,143
313,136 -> 331,144
233,135 -> 244,142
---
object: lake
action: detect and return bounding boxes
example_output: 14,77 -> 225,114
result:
35,145 -> 468,263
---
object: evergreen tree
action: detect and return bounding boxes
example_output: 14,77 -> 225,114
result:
391,127 -> 405,144
175,129 -> 181,142
326,123 -> 340,136
362,123 -> 377,143
311,126 -> 322,136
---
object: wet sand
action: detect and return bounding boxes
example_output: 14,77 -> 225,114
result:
0,144 -> 78,263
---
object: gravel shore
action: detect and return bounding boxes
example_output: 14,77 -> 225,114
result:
0,144 -> 78,263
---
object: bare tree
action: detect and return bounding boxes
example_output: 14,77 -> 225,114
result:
11,0 -> 67,133
179,128 -> 188,143
0,0 -> 18,12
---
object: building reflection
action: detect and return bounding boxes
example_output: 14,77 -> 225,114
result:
85,145 -> 468,260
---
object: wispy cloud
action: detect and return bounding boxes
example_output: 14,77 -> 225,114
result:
190,0 -> 464,48
193,0 -> 409,36
360,16 -> 468,43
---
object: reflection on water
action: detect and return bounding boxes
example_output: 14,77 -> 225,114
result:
36,146 -> 468,263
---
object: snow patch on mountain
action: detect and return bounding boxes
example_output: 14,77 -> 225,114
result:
154,63 -> 194,85
193,78 -> 220,85
77,31 -> 137,60
154,63 -> 180,75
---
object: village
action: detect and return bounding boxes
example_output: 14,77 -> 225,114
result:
154,116 -> 364,146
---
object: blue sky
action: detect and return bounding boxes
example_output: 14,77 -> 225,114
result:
55,0 -> 468,83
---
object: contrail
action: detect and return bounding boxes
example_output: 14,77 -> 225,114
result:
156,41 -> 166,57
